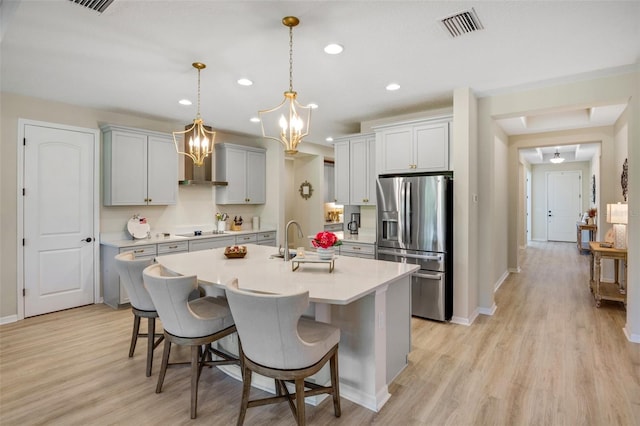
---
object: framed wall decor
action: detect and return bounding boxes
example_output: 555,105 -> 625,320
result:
591,174 -> 596,204
621,158 -> 628,202
299,180 -> 313,199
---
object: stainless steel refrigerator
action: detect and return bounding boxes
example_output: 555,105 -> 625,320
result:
376,173 -> 453,321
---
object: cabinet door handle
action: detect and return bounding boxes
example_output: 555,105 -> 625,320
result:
134,249 -> 144,253
148,198 -> 152,202
169,245 -> 178,249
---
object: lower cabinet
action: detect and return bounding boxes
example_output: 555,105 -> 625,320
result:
102,230 -> 277,308
324,223 -> 344,232
188,236 -> 236,252
256,231 -> 277,246
339,241 -> 376,259
102,244 -> 157,309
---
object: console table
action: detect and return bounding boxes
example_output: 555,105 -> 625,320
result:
576,222 -> 597,253
589,241 -> 627,308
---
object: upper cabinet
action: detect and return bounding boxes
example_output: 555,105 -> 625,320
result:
102,125 -> 178,206
375,118 -> 451,175
324,162 -> 335,203
333,133 -> 376,206
215,143 -> 266,205
334,141 -> 350,205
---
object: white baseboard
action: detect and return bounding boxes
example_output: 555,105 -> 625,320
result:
508,267 -> 521,273
478,304 -> 497,316
494,271 -> 510,292
0,315 -> 18,325
623,326 -> 640,344
451,308 -> 479,326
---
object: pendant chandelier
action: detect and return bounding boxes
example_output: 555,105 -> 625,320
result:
259,16 -> 312,155
173,62 -> 216,167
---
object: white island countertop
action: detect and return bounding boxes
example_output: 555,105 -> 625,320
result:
156,244 -> 416,305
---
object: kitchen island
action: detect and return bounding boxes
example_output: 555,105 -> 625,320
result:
155,244 -> 419,411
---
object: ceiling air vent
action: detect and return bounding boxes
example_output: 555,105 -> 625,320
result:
440,8 -> 484,38
68,0 -> 115,13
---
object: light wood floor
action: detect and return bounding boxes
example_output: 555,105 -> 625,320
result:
1,242 -> 638,425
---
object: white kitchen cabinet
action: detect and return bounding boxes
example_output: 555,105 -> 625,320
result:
333,140 -> 350,204
235,233 -> 257,245
102,125 -> 178,206
324,223 -> 343,232
257,231 -> 277,246
101,244 -> 157,308
339,241 -> 376,259
324,162 -> 335,203
333,133 -> 375,206
215,143 -> 266,204
349,134 -> 376,205
188,236 -> 236,252
375,118 -> 450,175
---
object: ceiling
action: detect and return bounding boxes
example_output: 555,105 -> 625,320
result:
2,1 -> 639,151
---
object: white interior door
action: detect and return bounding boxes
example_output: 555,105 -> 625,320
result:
547,171 -> 581,242
22,122 -> 97,317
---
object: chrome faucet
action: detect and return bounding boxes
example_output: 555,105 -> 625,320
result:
284,220 -> 303,261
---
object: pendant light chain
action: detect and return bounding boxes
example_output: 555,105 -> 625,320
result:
196,66 -> 202,119
289,24 -> 294,93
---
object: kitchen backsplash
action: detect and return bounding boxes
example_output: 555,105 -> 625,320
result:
100,185 -> 265,234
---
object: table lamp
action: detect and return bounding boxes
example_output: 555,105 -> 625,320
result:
606,203 -> 628,249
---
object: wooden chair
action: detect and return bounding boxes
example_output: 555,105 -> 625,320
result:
225,279 -> 341,426
142,263 -> 239,419
114,251 -> 164,377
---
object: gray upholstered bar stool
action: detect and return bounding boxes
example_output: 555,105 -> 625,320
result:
142,263 -> 239,419
114,251 -> 164,377
225,279 -> 341,426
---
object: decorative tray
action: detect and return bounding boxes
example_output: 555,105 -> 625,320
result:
224,246 -> 247,258
291,255 -> 335,273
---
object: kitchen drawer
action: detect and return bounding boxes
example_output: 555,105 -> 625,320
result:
119,244 -> 157,258
189,236 -> 235,252
157,240 -> 189,254
235,233 -> 257,244
340,242 -> 375,258
257,231 -> 276,243
324,223 -> 344,232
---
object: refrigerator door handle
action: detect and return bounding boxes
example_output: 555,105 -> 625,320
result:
377,249 -> 442,262
413,272 -> 442,281
405,181 -> 412,244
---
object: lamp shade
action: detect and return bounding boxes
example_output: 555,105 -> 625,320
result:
606,203 -> 628,225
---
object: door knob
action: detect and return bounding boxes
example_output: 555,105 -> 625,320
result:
81,237 -> 93,242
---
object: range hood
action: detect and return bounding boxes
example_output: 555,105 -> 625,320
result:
178,154 -> 228,186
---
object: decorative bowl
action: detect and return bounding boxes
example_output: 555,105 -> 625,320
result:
224,245 -> 247,258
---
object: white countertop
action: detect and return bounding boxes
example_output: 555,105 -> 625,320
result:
100,228 -> 276,248
156,244 -> 417,305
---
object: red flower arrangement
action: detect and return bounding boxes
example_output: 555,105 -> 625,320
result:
311,231 -> 342,249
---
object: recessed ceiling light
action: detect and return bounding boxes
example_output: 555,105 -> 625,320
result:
308,103 -> 319,109
325,137 -> 334,142
178,99 -> 192,106
237,78 -> 253,86
250,117 -> 261,123
324,43 -> 343,54
386,83 -> 401,91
